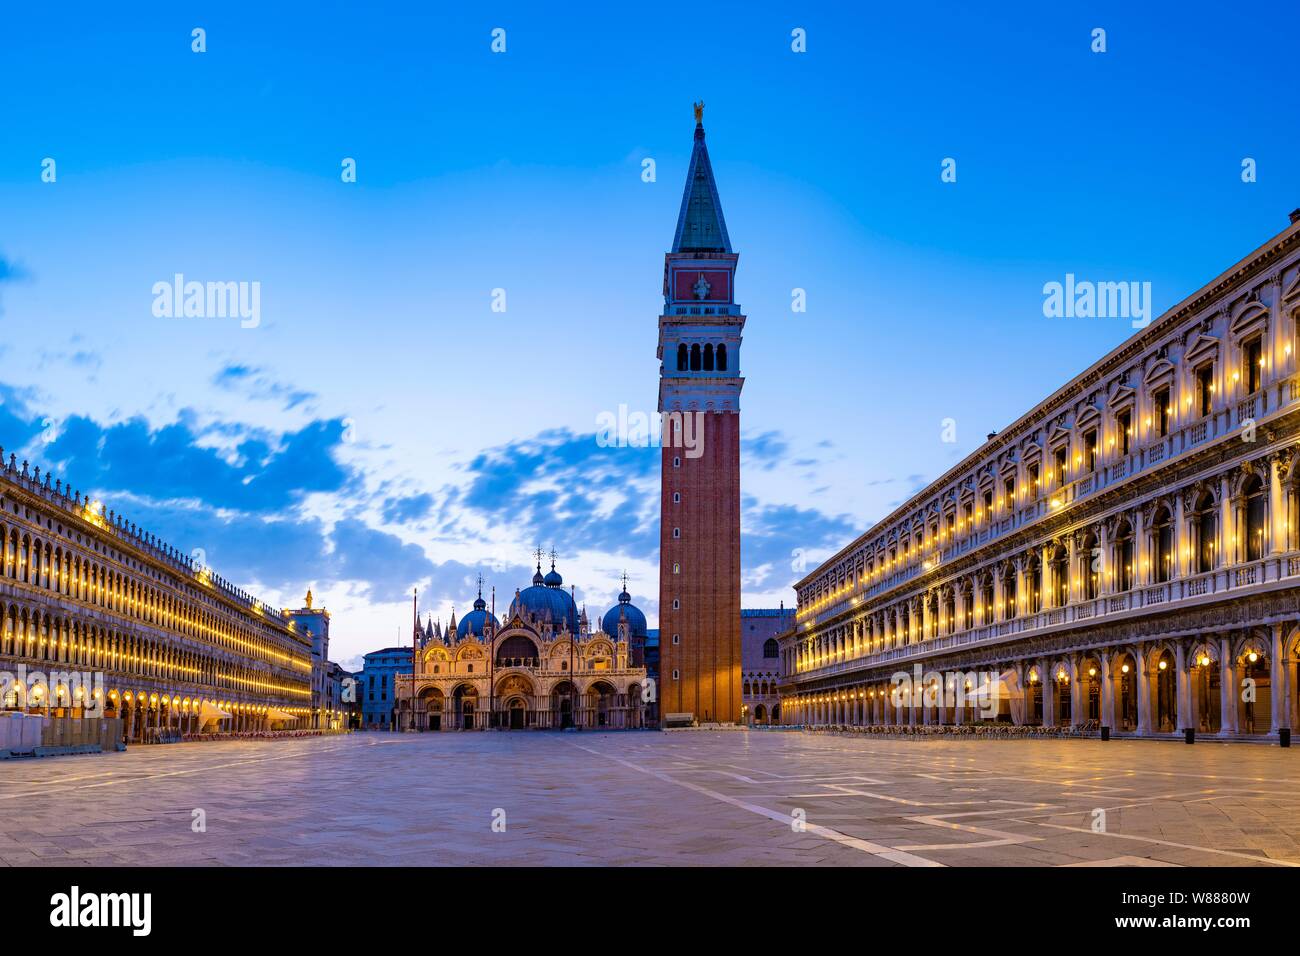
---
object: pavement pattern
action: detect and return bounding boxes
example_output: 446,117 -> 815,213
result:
2,729 -> 1299,866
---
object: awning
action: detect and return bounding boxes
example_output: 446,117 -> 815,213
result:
198,702 -> 231,723
265,708 -> 297,722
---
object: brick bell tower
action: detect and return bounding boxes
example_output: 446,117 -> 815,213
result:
657,102 -> 744,725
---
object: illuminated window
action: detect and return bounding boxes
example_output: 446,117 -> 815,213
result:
1244,337 -> 1263,393
1154,386 -> 1171,437
1196,363 -> 1214,416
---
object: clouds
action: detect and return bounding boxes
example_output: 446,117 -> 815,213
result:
744,430 -> 790,470
454,426 -> 659,556
741,497 -> 860,592
42,412 -> 350,513
328,518 -> 436,604
0,253 -> 29,316
381,492 -> 434,524
212,363 -> 317,411
0,365 -> 865,650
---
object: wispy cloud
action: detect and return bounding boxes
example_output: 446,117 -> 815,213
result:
212,363 -> 317,411
0,253 -> 30,316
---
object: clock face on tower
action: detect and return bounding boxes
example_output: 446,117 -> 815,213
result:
671,268 -> 731,303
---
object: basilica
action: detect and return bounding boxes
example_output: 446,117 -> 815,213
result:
395,559 -> 650,731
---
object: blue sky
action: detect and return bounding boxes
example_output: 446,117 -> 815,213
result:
1,1 -> 1296,667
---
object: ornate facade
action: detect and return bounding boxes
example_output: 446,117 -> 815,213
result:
0,453 -> 314,740
780,211 -> 1300,740
395,561 -> 649,730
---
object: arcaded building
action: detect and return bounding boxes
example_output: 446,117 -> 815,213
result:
0,453 -> 314,739
779,210 -> 1300,740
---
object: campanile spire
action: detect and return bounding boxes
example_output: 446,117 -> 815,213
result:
657,104 -> 744,725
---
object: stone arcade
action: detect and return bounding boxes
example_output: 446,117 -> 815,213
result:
781,210 -> 1300,741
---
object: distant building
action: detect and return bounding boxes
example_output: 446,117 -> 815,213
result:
286,590 -> 333,729
338,668 -> 362,729
323,661 -> 348,730
644,629 -> 660,725
359,647 -> 413,729
742,606 -> 791,724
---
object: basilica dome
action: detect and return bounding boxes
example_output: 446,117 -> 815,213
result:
456,593 -> 499,639
510,561 -> 579,633
602,586 -> 648,639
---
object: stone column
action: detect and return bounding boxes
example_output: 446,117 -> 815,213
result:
1068,536 -> 1080,605
1270,623 -> 1289,735
1175,642 -> 1191,731
1219,635 -> 1239,735
1174,492 -> 1187,578
1270,456 -> 1285,555
1100,651 -> 1114,732
1136,646 -> 1152,735
1069,660 -> 1083,727
1040,660 -> 1055,727
1134,508 -> 1148,587
1098,523 -> 1111,595
1220,475 -> 1235,567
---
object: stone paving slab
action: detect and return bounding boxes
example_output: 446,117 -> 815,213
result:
1,730 -> 1299,866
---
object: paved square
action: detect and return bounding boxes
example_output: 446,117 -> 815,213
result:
2,730 -> 1299,866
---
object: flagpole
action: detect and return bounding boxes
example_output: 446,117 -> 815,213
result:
410,587 -> 417,732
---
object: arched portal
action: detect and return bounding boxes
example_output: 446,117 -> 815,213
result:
589,680 -> 616,727
1190,643 -> 1222,733
1080,657 -> 1103,726
1152,648 -> 1177,733
494,674 -> 535,729
552,680 -> 576,729
418,686 -> 444,732
1237,641 -> 1271,735
452,684 -> 478,731
507,697 -> 526,730
1025,666 -> 1043,725
1050,662 -> 1071,726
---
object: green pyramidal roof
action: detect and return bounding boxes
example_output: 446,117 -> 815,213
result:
672,123 -> 732,254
